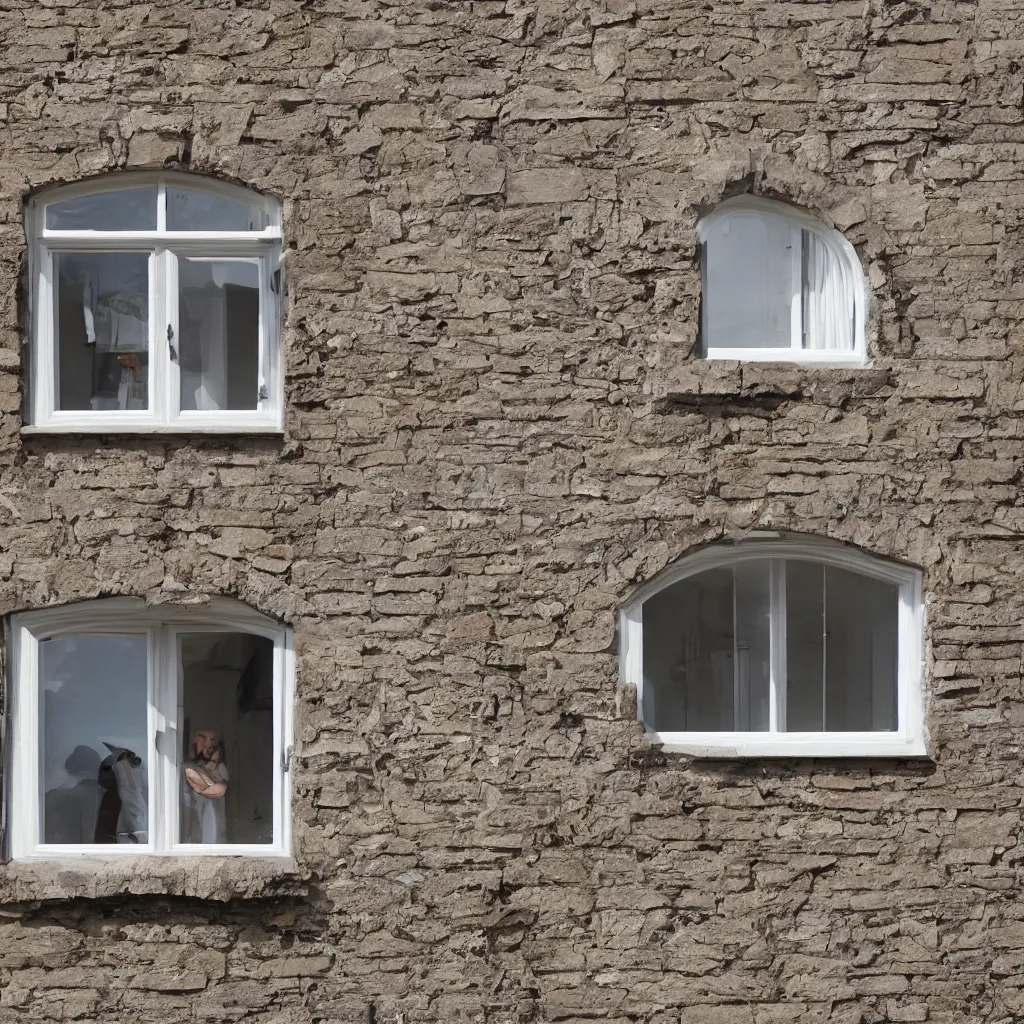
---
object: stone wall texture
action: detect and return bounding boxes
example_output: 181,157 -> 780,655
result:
0,0 -> 1019,1021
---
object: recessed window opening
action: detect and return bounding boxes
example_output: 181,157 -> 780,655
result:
8,598 -> 294,859
699,196 -> 866,365
26,173 -> 284,433
620,540 -> 925,757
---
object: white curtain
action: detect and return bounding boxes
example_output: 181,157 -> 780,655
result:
802,230 -> 854,352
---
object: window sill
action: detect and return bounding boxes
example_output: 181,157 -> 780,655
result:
22,422 -> 284,437
704,349 -> 868,367
0,855 -> 307,903
648,731 -> 929,759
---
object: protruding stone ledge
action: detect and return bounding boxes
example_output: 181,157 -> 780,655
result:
654,360 -> 894,408
0,856 -> 310,906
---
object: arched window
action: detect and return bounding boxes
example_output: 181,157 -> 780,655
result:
8,597 -> 294,858
699,196 -> 866,364
619,538 -> 925,756
26,173 -> 283,432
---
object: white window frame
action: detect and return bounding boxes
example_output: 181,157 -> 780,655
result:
619,538 -> 926,757
699,195 -> 868,366
25,172 -> 284,434
7,597 -> 294,860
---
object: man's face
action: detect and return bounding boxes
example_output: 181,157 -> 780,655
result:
195,730 -> 217,759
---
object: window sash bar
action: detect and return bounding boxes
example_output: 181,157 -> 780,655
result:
169,629 -> 184,850
153,625 -> 177,854
821,563 -> 828,731
732,565 -> 740,731
164,249 -> 179,422
769,559 -> 786,734
800,228 -> 808,350
276,632 -> 293,855
148,250 -> 161,421
790,226 -> 803,352
257,257 -> 270,410
145,626 -> 161,851
39,230 -> 281,245
156,180 -> 166,233
19,627 -> 41,854
39,247 -> 55,422
897,580 -> 918,736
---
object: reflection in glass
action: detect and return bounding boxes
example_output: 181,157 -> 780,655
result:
734,561 -> 771,731
54,252 -> 149,411
178,259 -> 260,411
179,632 -> 274,845
784,562 -> 899,732
704,212 -> 796,350
45,187 -> 158,231
642,556 -> 904,737
41,635 -> 148,844
641,561 -> 772,732
825,567 -> 899,731
167,188 -> 266,231
786,560 -> 825,730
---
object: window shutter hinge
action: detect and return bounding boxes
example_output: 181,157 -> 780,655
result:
281,745 -> 293,772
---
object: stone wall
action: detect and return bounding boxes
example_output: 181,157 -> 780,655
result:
0,1 -> 1020,1021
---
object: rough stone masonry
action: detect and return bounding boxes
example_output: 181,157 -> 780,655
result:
0,0 -> 1019,1021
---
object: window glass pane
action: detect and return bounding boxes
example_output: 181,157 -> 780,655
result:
179,632 -> 274,845
641,561 -> 770,732
167,188 -> 267,231
734,560 -> 771,731
45,187 -> 158,231
41,635 -> 148,845
642,568 -> 733,731
704,212 -> 796,350
786,561 -> 825,731
179,259 -> 260,412
53,252 -> 149,412
825,567 -> 899,731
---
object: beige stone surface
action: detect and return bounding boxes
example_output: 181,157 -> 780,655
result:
0,0 -> 1017,1022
